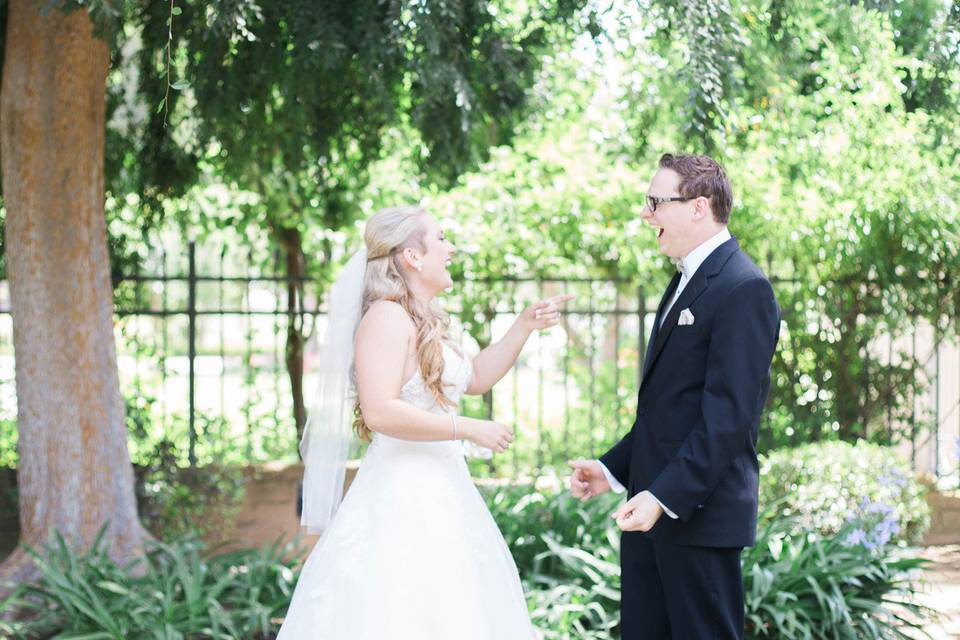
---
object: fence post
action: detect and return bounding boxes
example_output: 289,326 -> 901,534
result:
188,240 -> 197,467
614,281 -> 622,435
934,337 -> 940,479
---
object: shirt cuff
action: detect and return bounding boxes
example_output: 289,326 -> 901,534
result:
597,461 -> 626,494
650,493 -> 678,519
597,461 -> 678,520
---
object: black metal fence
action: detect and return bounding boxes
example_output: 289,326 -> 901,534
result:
0,239 -> 956,484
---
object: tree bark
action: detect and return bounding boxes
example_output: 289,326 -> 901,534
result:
0,1 -> 148,590
278,225 -> 308,446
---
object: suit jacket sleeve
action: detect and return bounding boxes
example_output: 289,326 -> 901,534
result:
647,276 -> 780,521
599,428 -> 633,488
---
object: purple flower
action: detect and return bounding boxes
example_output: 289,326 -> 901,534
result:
861,499 -> 894,516
878,468 -> 908,489
873,524 -> 894,547
844,528 -> 867,547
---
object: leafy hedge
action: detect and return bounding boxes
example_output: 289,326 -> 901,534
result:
484,441 -> 933,640
0,444 -> 933,639
759,441 -> 930,544
0,527 -> 302,639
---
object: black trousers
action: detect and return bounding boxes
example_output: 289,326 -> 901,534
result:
619,531 -> 744,640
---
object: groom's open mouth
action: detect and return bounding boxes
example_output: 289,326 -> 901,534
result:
655,226 -> 665,240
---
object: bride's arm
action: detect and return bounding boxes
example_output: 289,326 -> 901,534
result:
355,300 -> 491,442
466,294 -> 574,395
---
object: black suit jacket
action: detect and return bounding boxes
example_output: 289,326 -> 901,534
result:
600,236 -> 780,548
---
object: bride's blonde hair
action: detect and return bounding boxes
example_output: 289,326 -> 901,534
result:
353,206 -> 457,441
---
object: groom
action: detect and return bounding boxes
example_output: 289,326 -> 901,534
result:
568,153 -> 780,639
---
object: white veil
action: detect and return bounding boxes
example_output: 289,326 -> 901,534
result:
299,247 -> 367,535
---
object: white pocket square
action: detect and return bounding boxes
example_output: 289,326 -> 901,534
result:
678,308 -> 695,326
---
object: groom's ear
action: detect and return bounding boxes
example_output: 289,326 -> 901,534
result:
692,195 -> 711,221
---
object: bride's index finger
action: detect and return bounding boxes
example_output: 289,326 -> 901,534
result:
549,294 -> 576,307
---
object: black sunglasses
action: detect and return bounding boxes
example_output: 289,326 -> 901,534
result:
645,194 -> 701,212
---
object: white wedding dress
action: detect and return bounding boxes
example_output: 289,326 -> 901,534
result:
277,344 -> 538,640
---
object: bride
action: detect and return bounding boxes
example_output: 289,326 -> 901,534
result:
277,206 -> 572,639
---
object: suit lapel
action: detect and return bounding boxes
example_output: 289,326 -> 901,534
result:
643,272 -> 681,378
640,237 -> 741,388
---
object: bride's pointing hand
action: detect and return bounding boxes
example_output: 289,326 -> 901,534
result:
521,294 -> 575,332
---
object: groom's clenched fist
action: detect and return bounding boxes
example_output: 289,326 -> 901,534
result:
566,459 -> 612,501
611,491 -> 663,532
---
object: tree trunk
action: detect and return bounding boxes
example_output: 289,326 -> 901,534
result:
278,225 -> 308,447
0,1 -> 148,590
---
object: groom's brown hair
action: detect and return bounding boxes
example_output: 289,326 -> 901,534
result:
658,153 -> 733,224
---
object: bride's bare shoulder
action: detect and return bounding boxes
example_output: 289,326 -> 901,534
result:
357,300 -> 415,340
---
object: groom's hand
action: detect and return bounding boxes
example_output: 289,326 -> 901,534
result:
611,491 -> 663,532
566,459 -> 611,501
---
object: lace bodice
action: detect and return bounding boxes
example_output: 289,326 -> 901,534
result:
397,342 -> 473,413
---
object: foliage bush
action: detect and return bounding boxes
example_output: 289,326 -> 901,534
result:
484,469 -> 931,639
0,462 -> 932,639
759,441 -> 930,544
134,438 -> 247,544
482,479 -> 622,639
743,515 -> 931,639
0,527 -> 303,639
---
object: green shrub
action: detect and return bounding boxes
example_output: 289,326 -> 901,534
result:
485,472 -> 932,640
743,515 -> 931,639
759,441 -> 930,544
134,439 -> 247,543
0,447 -> 933,639
482,478 -> 622,639
0,526 -> 304,639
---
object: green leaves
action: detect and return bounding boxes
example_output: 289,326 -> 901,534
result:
483,484 -> 622,638
485,480 -> 933,639
1,527 -> 305,639
742,515 -> 932,639
758,441 -> 931,545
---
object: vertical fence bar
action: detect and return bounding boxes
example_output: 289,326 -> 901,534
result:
614,282 -> 622,436
484,301 -> 496,477
562,280 -> 570,464
862,343 -> 870,440
273,247 -> 283,452
245,248 -> 254,462
133,259 -> 142,394
886,338 -> 893,444
536,279 -> 545,471
911,328 -> 918,469
187,240 -> 197,467
934,338 -> 941,479
588,285 -> 596,459
509,284 -> 520,475
160,247 -> 169,430
219,245 -> 227,457
484,304 -> 495,420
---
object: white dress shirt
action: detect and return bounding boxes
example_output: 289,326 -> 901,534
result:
599,226 -> 732,519
661,227 -> 732,327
